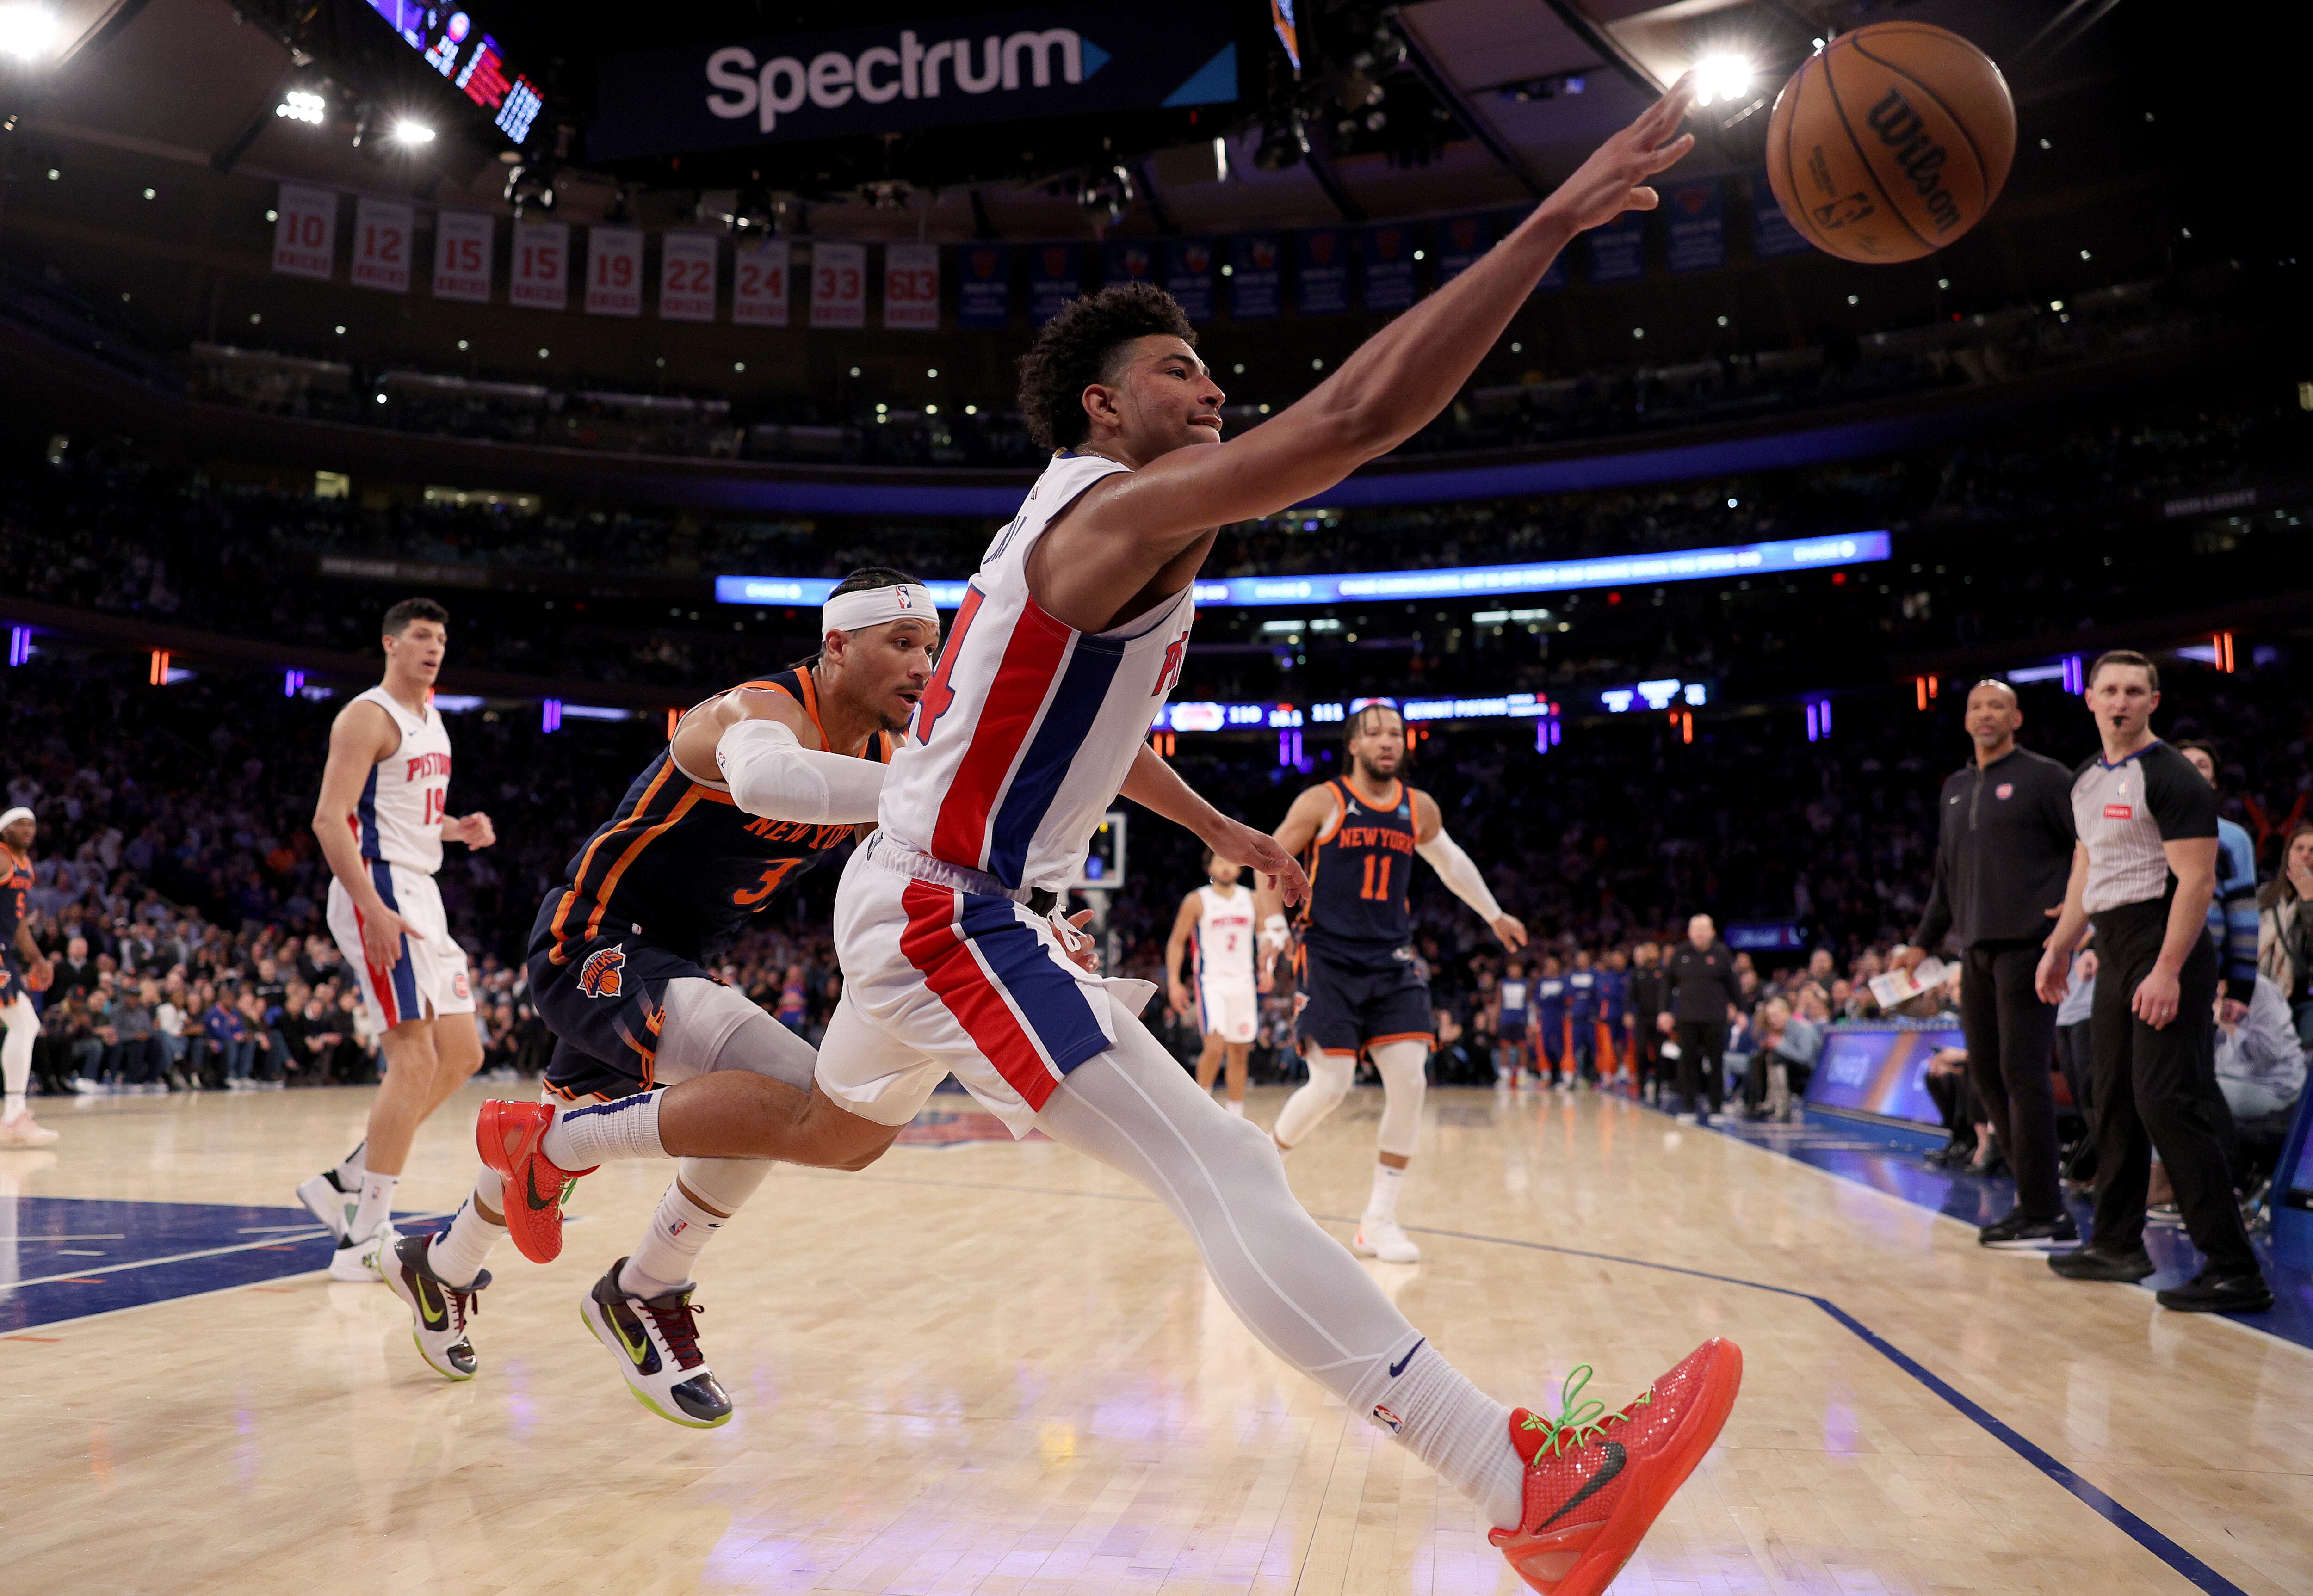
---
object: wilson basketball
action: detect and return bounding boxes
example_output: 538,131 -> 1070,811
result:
1765,24 -> 2016,264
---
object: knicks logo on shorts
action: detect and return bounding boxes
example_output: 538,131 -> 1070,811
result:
579,946 -> 628,999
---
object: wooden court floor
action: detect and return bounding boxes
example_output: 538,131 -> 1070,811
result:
3,1082 -> 2308,1596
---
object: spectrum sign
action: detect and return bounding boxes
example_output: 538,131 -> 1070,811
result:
714,533 -> 1889,612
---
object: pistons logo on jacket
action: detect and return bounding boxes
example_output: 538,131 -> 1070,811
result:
580,946 -> 627,998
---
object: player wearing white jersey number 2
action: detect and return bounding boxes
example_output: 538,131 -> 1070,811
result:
296,598 -> 495,1282
476,77 -> 1738,1596
1165,850 -> 1262,1116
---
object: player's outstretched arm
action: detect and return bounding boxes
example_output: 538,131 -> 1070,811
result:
682,686 -> 886,824
1076,78 -> 1694,550
311,698 -> 416,972
1121,745 -> 1308,906
1251,785 -> 1336,965
1410,790 -> 1526,948
1165,892 -> 1203,1013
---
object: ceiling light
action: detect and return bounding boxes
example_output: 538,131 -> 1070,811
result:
390,119 -> 435,145
276,90 -> 327,125
1692,53 -> 1754,108
0,4 -> 61,63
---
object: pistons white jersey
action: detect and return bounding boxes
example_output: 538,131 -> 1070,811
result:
1194,885 -> 1257,990
348,685 -> 451,874
880,451 -> 1197,892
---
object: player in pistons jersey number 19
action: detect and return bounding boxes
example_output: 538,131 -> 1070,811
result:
470,75 -> 1736,1596
296,598 -> 495,1284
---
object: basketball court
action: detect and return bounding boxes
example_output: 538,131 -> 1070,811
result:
6,1084 -> 2307,1595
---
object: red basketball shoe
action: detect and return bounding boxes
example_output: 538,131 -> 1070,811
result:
476,1099 -> 595,1264
1490,1338 -> 1742,1596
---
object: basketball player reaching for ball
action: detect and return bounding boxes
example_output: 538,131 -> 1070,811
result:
1165,850 -> 1262,1115
390,571 -> 973,1409
294,599 -> 494,1281
1254,702 -> 1527,1263
0,807 -> 59,1146
480,77 -> 1740,1596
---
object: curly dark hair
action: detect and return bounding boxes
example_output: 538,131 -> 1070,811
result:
1015,281 -> 1196,451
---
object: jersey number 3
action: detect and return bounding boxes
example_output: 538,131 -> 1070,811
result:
733,859 -> 802,907
1359,855 -> 1393,901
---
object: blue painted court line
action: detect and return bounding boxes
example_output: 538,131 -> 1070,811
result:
0,1196 -> 445,1333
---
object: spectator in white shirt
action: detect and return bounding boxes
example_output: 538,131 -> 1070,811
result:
2213,971 -> 2307,1122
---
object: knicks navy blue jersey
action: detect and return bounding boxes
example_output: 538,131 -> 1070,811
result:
0,844 -> 28,980
540,668 -> 893,965
1299,777 -> 1422,963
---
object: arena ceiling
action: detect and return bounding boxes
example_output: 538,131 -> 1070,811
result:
4,0 -> 2114,240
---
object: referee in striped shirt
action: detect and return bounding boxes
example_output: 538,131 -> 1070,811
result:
2034,651 -> 2271,1313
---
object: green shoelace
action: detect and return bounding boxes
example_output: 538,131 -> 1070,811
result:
1521,1365 -> 1653,1458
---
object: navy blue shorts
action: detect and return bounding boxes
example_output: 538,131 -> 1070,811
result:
525,891 -> 712,1103
1295,941 -> 1433,1056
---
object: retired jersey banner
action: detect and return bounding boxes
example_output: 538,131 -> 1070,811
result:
1229,233 -> 1281,320
884,242 -> 940,329
510,222 -> 570,309
956,244 -> 1011,329
810,241 -> 867,328
732,240 -> 791,326
272,185 -> 337,280
1585,213 -> 1645,284
1028,242 -> 1083,325
658,232 -> 719,321
1103,238 -> 1157,287
1163,238 -> 1217,323
350,198 -> 413,292
1664,177 -> 1725,273
1750,170 -> 1813,258
1296,228 -> 1349,315
1433,213 -> 1491,285
432,211 -> 495,302
1360,223 -> 1417,312
590,2 -> 1241,159
584,227 -> 646,315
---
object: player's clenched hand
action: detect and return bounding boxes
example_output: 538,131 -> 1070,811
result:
1491,912 -> 1528,950
358,899 -> 421,971
2132,965 -> 2181,1030
1210,820 -> 1308,906
1536,72 -> 1697,234
444,811 -> 496,849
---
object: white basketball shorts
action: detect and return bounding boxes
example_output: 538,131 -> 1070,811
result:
326,862 -> 474,1033
1196,979 -> 1258,1044
815,843 -> 1155,1138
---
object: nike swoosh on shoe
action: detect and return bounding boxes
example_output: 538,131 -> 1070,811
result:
1537,1441 -> 1627,1529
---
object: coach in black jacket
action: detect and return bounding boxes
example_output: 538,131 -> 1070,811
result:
1660,915 -> 1742,1120
1893,680 -> 2077,1247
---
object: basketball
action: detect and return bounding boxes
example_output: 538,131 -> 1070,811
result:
1765,24 -> 2016,264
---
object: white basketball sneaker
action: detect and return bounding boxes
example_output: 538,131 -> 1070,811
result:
381,1233 -> 489,1380
1353,1215 -> 1422,1264
328,1221 -> 395,1282
296,1169 -> 359,1241
0,1110 -> 60,1146
579,1258 -> 733,1429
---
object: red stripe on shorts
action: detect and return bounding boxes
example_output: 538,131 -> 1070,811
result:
898,879 -> 1059,1111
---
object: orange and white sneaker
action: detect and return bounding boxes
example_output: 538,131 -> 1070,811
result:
1490,1339 -> 1742,1596
476,1099 -> 594,1264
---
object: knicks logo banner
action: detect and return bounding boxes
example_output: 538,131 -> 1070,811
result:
580,946 -> 628,998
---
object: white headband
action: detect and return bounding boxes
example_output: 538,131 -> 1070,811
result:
823,583 -> 937,637
0,807 -> 31,832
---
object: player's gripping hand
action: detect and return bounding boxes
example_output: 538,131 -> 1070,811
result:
1535,71 -> 1698,235
358,897 -> 423,972
1491,912 -> 1528,950
1205,817 -> 1309,907
443,811 -> 496,850
1056,908 -> 1101,974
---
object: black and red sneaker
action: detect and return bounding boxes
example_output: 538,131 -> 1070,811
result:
1489,1339 -> 1742,1595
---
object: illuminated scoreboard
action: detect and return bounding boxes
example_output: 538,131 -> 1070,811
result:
362,2 -> 545,144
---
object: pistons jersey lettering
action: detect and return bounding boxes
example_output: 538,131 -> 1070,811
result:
349,684 -> 455,875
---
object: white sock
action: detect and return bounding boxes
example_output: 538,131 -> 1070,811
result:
619,1181 -> 724,1299
543,1090 -> 667,1167
1383,1339 -> 1526,1532
427,1187 -> 505,1287
2,1091 -> 24,1121
333,1140 -> 367,1186
349,1171 -> 398,1243
1224,1098 -> 1245,1117
2,1002 -> 32,1115
1366,1162 -> 1405,1222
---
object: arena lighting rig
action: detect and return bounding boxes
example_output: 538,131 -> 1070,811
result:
712,532 -> 1892,610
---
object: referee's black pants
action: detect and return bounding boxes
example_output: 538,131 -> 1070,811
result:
2086,900 -> 2258,1274
1959,942 -> 2063,1220
1674,1020 -> 1726,1114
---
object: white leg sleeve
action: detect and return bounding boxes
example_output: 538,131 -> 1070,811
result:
1272,1045 -> 1355,1149
0,996 -> 34,1099
1369,1040 -> 1429,1160
661,980 -> 813,1216
1034,1003 -> 1420,1416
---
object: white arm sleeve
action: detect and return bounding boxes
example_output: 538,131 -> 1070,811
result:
1416,826 -> 1504,923
713,717 -> 886,824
